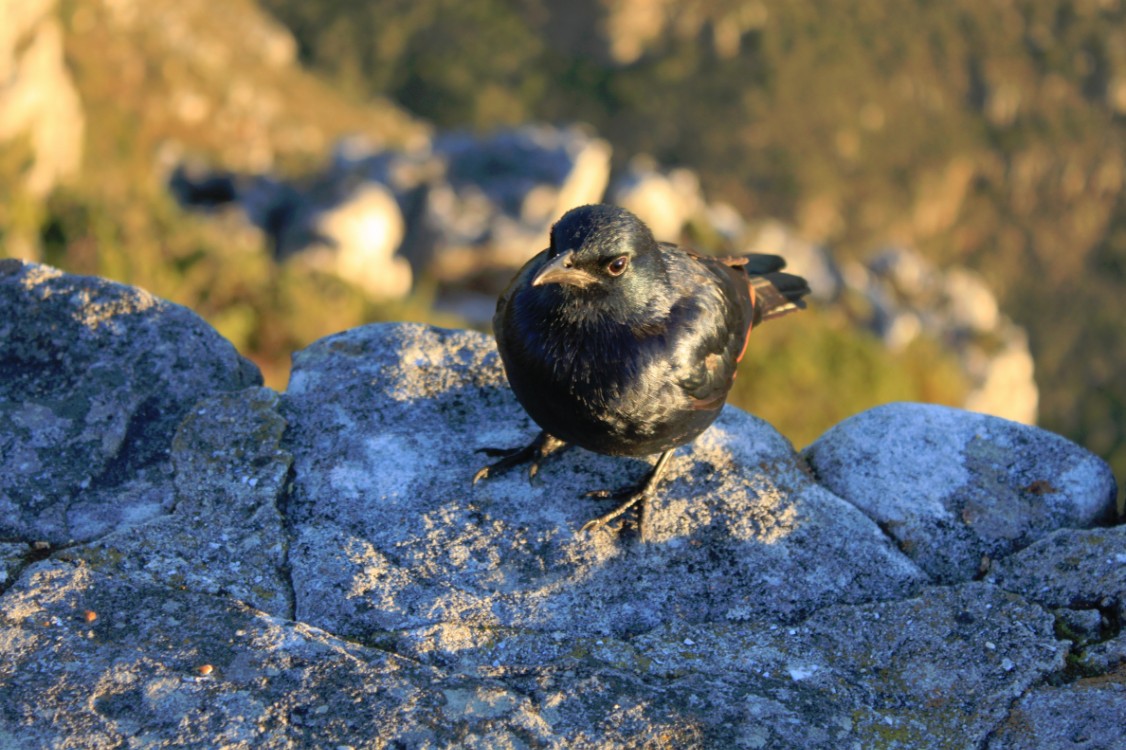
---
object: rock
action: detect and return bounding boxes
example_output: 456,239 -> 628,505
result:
281,323 -> 925,648
803,403 -> 1118,583
0,542 -> 32,588
961,327 -> 1039,426
386,124 -> 613,319
987,677 -> 1126,750
703,200 -> 747,244
0,557 -> 562,748
55,387 -> 294,618
857,246 -> 1040,422
867,245 -> 937,300
990,525 -> 1126,622
202,124 -> 611,308
1,269 -> 1121,747
300,182 -> 411,302
0,260 -> 262,545
424,124 -> 612,275
539,0 -> 764,66
608,154 -> 703,241
629,582 -> 1063,749
990,524 -> 1126,680
167,162 -> 239,209
942,267 -> 1000,334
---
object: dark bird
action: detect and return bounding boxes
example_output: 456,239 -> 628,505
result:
474,204 -> 810,540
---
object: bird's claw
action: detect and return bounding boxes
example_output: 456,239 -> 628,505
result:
472,432 -> 567,486
581,492 -> 649,540
579,450 -> 675,542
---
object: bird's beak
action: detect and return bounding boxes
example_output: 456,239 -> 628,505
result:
532,250 -> 598,288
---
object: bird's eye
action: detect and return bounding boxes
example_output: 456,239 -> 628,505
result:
606,256 -> 629,276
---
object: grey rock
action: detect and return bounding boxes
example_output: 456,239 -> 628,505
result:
1084,632 -> 1126,675
351,124 -> 611,287
0,559 -> 553,748
804,403 -> 1118,583
237,174 -> 411,301
298,181 -> 411,302
1055,607 -> 1106,643
2,268 -> 1121,747
859,246 -> 1040,423
987,678 -> 1126,750
0,542 -> 33,591
434,125 -> 610,231
608,154 -> 703,240
0,260 -> 262,544
280,323 -> 925,650
56,387 -> 294,618
990,524 -> 1126,619
628,582 -> 1063,749
961,326 -> 1039,426
991,525 -> 1126,678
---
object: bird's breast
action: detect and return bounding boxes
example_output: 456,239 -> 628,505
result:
499,305 -> 717,456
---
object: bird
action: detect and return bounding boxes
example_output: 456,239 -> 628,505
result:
473,204 -> 810,541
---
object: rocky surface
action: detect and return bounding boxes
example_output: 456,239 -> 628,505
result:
1,263 -> 1122,748
804,403 -> 1117,584
0,259 -> 261,546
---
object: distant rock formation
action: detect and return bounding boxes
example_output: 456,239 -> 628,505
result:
0,0 -> 84,216
749,224 -> 1039,424
172,121 -> 1039,424
1,262 -> 1121,747
0,0 -> 84,197
608,154 -> 704,240
539,0 -> 769,65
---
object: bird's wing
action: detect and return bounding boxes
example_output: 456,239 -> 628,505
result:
686,248 -> 810,321
666,250 -> 757,411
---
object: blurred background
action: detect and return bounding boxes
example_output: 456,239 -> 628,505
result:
2,0 -> 1123,498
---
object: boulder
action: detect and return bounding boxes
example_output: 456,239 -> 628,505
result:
422,124 -> 613,277
1,267 -> 1122,748
990,525 -> 1126,626
302,182 -> 411,302
986,678 -> 1126,750
280,323 -> 926,648
608,155 -> 703,241
803,403 -> 1118,584
0,260 -> 261,545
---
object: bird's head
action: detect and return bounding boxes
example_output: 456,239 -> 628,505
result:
533,205 -> 665,304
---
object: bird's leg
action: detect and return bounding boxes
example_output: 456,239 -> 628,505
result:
472,431 -> 568,484
581,449 -> 675,542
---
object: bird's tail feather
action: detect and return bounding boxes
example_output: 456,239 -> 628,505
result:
739,253 -> 788,275
688,248 -> 811,320
751,272 -> 811,322
703,252 -> 788,275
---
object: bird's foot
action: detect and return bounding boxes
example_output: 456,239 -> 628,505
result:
580,449 -> 676,543
580,485 -> 651,539
472,431 -> 567,484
